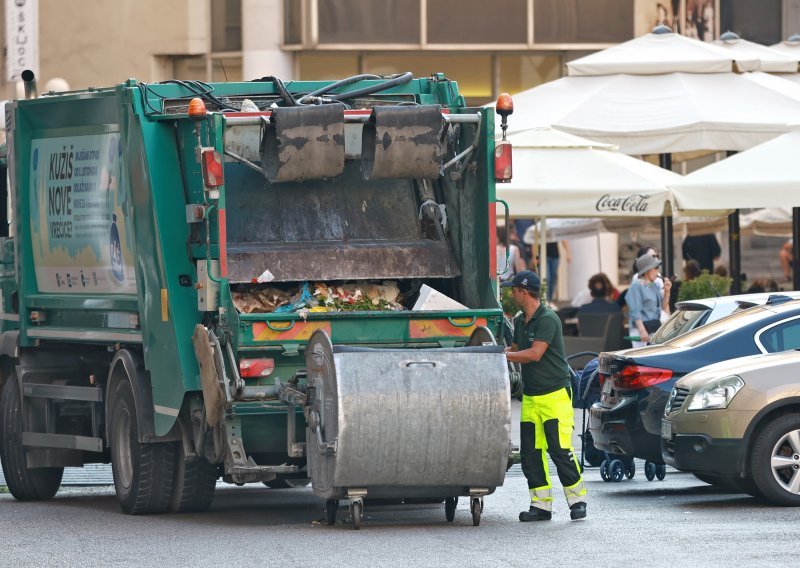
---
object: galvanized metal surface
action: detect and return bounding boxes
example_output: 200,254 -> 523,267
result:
305,331 -> 511,500
361,105 -> 444,180
261,105 -> 345,183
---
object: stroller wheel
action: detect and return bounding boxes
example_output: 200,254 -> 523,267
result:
600,460 -> 611,482
609,460 -> 625,482
644,461 -> 657,481
655,463 -> 667,481
625,461 -> 636,479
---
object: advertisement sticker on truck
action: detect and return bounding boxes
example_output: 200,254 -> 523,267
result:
29,133 -> 136,294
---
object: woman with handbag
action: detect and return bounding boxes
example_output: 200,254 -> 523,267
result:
627,254 -> 671,348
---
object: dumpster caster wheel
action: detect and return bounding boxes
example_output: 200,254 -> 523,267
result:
470,497 -> 482,526
325,499 -> 338,525
350,499 -> 363,530
445,497 -> 458,522
644,461 -> 657,481
625,461 -> 636,479
655,463 -> 666,481
609,459 -> 625,482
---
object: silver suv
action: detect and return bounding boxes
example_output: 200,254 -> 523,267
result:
662,349 -> 800,505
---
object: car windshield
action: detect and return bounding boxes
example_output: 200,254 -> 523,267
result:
663,305 -> 775,348
650,308 -> 709,345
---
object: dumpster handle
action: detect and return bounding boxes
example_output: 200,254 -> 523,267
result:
448,316 -> 477,327
406,361 -> 437,368
266,320 -> 295,332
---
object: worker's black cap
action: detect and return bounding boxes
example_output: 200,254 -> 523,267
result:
500,270 -> 541,292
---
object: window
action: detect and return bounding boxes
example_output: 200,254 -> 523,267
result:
318,0 -> 421,44
759,318 -> 800,353
297,54 -> 360,81
498,55 -> 563,95
364,54 -> 492,101
720,0 -> 782,46
284,0 -> 303,44
211,0 -> 242,52
534,0 -> 635,43
426,0 -> 527,44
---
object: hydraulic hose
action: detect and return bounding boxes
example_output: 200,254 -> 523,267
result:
296,74 -> 382,104
326,72 -> 414,101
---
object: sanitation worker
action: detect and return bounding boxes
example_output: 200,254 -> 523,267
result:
503,270 -> 587,521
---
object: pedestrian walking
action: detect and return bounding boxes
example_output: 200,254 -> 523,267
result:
502,270 -> 587,522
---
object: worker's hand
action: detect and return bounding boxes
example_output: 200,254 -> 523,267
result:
663,278 -> 672,293
639,331 -> 650,343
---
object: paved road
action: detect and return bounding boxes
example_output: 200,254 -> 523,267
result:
0,465 -> 792,567
1,404 -> 794,567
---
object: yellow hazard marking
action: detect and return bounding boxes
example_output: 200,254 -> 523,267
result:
161,289 -> 168,321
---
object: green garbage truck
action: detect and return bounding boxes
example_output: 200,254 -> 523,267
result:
0,72 -> 513,528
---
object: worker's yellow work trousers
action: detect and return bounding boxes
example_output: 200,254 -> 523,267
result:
520,388 -> 586,512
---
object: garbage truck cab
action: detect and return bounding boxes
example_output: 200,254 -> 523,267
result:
0,73 -> 512,527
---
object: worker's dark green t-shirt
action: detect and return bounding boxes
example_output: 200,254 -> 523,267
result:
512,303 -> 572,396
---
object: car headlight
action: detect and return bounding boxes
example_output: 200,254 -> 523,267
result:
686,375 -> 744,411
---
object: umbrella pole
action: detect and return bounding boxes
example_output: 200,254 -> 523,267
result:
793,208 -> 800,291
540,217 -> 548,301
659,154 -> 674,277
728,209 -> 741,294
725,151 -> 742,294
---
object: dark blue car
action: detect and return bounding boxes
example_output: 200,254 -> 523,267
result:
589,296 -> 800,463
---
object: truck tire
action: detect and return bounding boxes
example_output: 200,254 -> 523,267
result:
170,450 -> 218,513
0,375 -> 63,500
750,413 -> 800,506
109,379 -> 176,514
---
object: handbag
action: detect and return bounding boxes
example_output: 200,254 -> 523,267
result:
643,319 -> 661,333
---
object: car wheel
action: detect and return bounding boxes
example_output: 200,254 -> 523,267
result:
750,413 -> 800,506
724,474 -> 764,499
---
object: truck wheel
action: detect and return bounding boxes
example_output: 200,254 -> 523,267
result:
109,379 -> 176,514
170,450 -> 218,513
0,375 -> 63,500
750,413 -> 800,506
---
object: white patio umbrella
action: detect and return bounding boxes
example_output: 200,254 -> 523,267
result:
713,32 -> 798,73
495,129 -> 677,218
770,35 -> 800,59
669,130 -> 800,210
567,27 -> 758,76
500,72 -> 800,155
740,208 -> 793,238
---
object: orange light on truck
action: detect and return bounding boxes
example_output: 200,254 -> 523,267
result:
239,358 -> 275,378
188,97 -> 207,119
201,148 -> 224,187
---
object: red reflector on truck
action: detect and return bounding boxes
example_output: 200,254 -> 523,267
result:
201,148 -> 224,187
495,141 -> 512,181
613,365 -> 673,390
239,358 -> 275,378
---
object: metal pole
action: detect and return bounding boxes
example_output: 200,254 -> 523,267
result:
659,153 -> 674,277
728,209 -> 741,294
793,207 -> 800,291
727,151 -> 741,294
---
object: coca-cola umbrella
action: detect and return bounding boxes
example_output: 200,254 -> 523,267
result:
496,129 -> 678,219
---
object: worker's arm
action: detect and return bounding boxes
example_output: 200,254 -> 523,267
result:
505,340 -> 550,363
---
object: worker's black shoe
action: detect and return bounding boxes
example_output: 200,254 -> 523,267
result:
570,502 -> 587,521
519,506 -> 552,522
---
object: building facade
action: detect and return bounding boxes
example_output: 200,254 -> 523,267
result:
2,0 -> 799,104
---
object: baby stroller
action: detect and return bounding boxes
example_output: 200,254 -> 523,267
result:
569,353 -> 666,483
